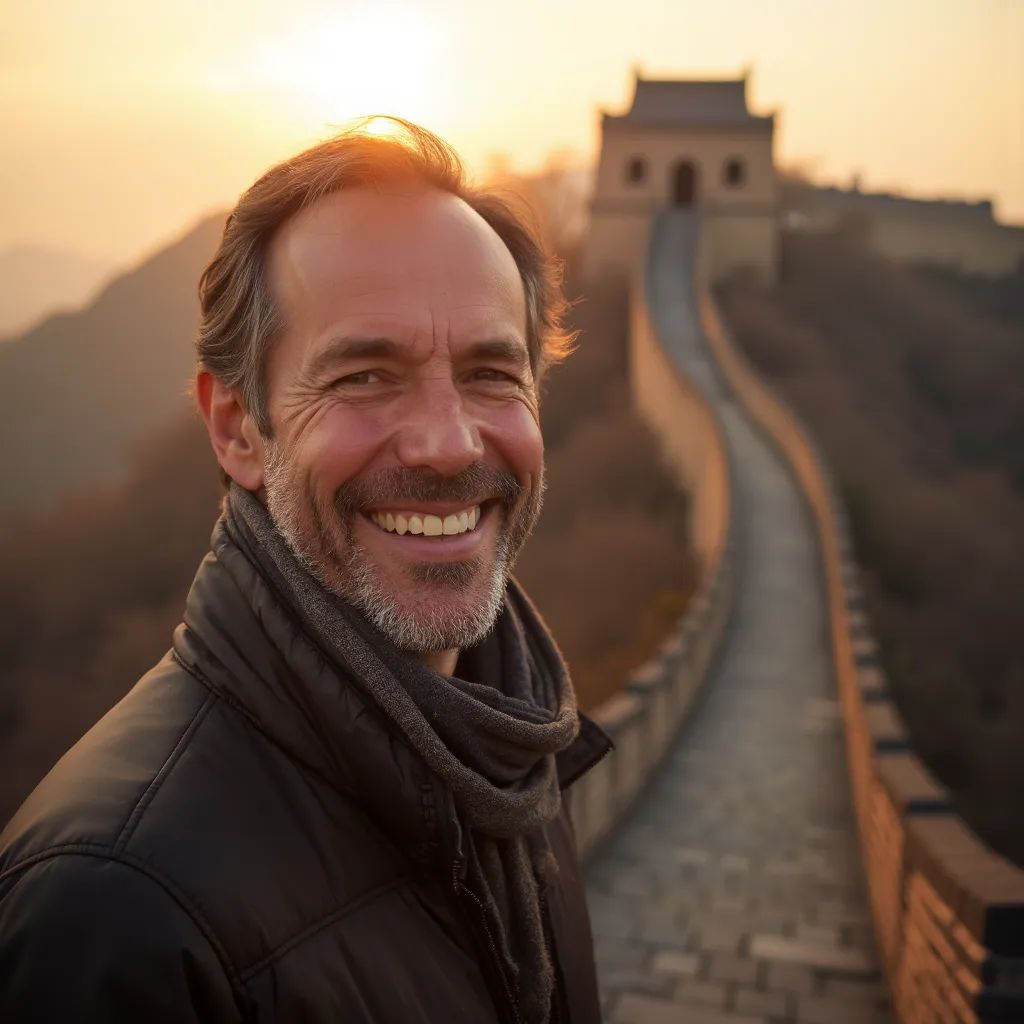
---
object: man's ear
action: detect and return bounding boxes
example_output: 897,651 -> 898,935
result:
195,370 -> 266,491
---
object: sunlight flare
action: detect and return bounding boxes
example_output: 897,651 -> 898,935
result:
240,4 -> 446,126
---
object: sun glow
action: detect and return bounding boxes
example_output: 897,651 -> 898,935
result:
362,115 -> 404,138
221,4 -> 448,129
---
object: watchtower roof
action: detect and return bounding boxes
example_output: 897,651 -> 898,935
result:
608,75 -> 772,128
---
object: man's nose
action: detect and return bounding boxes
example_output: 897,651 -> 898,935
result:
394,380 -> 485,476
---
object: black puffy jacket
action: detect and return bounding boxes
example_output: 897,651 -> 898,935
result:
0,521 -> 611,1022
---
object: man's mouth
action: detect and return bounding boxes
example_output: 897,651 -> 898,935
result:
366,503 -> 484,538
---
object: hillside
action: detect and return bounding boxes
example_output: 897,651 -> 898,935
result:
0,214 -> 225,513
717,227 -> 1024,864
0,244 -> 113,339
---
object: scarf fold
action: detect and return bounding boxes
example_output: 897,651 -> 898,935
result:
226,485 -> 580,1024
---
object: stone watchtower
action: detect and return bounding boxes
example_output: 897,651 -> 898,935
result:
584,73 -> 779,286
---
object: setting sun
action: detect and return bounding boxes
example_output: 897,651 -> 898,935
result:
362,115 -> 405,138
238,5 -> 447,129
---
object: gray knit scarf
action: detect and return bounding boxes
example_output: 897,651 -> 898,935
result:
227,485 -> 580,1024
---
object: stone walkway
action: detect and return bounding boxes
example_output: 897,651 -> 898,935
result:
583,214 -> 891,1023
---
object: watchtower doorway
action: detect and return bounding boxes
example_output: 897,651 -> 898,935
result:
672,161 -> 698,206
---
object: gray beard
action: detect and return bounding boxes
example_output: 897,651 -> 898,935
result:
336,530 -> 512,653
262,446 -> 541,654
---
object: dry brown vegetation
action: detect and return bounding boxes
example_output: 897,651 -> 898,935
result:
517,271 -> 695,710
717,225 -> 1024,865
0,415 -> 223,814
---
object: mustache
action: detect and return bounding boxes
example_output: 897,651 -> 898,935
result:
334,463 -> 523,514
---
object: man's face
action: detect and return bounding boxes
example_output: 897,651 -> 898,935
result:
258,186 -> 544,653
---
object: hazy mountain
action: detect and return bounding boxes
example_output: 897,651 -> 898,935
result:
0,245 -> 115,340
0,214 -> 226,513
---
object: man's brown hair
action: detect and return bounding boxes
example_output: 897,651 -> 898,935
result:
197,117 -> 572,437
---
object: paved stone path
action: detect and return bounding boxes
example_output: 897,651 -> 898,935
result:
584,214 -> 891,1023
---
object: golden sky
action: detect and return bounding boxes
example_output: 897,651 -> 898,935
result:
3,0 -> 1022,267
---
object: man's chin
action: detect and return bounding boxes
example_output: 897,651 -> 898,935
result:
344,561 -> 507,654
408,558 -> 483,588
264,494 -> 512,654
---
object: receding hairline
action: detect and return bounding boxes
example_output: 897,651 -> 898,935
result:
268,180 -> 526,280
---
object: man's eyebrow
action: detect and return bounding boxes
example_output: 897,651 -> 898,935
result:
302,336 -> 401,382
463,338 -> 530,368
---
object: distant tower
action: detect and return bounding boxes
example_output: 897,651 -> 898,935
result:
584,72 -> 779,286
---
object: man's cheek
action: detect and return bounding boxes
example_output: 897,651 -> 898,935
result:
306,409 -> 386,473
488,405 -> 543,465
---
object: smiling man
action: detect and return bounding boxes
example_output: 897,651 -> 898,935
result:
0,122 -> 611,1023
241,182 -> 544,667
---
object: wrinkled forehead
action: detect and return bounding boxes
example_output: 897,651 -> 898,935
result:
266,186 -> 528,337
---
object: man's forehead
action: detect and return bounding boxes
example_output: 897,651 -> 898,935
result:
268,186 -> 525,312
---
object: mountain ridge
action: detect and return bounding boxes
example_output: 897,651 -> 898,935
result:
0,244 -> 114,340
0,213 -> 227,513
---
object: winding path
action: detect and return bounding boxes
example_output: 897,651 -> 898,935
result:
584,214 -> 891,1024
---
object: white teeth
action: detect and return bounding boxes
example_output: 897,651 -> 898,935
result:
369,505 -> 481,537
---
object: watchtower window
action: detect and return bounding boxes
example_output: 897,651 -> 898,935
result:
723,157 -> 745,187
672,161 -> 698,206
625,156 -> 647,184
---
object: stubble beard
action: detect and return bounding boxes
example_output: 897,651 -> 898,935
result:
262,443 -> 543,654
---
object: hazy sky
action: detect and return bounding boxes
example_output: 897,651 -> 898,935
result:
3,0 -> 1022,268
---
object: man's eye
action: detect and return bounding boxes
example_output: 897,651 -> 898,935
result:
334,370 -> 382,387
472,368 -> 517,383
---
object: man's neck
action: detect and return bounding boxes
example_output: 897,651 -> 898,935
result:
417,648 -> 459,677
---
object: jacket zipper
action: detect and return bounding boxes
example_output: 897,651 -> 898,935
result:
452,859 -> 523,1024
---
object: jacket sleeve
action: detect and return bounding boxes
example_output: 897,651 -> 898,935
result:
0,853 -> 242,1023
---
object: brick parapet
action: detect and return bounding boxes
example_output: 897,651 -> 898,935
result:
696,289 -> 1024,1021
